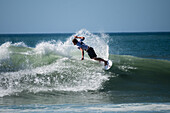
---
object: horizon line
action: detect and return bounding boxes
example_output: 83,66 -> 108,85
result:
0,31 -> 170,35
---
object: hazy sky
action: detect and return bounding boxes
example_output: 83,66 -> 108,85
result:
0,0 -> 170,33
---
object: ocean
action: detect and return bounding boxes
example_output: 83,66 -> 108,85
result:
0,29 -> 170,112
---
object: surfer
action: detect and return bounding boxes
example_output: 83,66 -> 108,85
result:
72,36 -> 108,66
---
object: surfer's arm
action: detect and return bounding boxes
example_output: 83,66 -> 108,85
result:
74,36 -> 85,40
80,48 -> 84,60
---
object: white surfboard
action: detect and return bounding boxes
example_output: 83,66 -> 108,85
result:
104,60 -> 112,70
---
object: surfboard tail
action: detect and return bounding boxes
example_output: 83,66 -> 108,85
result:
104,60 -> 112,70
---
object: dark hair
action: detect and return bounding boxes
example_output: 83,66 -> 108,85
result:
72,38 -> 78,44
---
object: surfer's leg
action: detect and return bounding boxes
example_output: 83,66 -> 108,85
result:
93,57 -> 107,66
87,47 -> 107,66
87,47 -> 97,59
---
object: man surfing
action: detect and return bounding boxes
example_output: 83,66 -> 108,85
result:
72,36 -> 108,66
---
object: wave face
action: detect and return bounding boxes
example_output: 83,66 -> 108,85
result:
102,55 -> 170,92
0,29 -> 170,98
0,29 -> 109,97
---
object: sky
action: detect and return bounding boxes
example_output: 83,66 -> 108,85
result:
0,0 -> 170,33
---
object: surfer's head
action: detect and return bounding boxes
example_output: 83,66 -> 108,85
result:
72,38 -> 78,45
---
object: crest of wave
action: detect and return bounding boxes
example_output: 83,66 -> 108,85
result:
33,29 -> 109,60
0,42 -> 28,61
64,29 -> 109,60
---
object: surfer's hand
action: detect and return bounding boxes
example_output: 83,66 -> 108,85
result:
74,36 -> 78,38
81,57 -> 84,60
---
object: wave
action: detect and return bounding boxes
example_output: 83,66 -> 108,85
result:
0,29 -> 170,97
0,29 -> 109,97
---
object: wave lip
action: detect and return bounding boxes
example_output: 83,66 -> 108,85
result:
0,42 -> 11,60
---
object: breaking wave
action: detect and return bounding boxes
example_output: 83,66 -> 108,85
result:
0,29 -> 170,97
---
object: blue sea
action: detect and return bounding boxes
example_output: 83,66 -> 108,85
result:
0,29 -> 170,113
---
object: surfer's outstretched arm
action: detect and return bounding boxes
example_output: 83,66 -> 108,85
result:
74,36 -> 85,40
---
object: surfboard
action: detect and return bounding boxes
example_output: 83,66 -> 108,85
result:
104,60 -> 112,70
